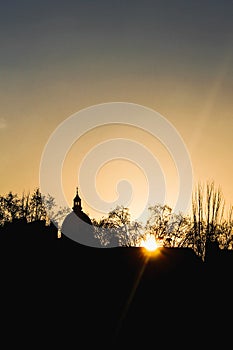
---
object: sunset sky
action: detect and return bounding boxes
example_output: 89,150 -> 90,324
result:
0,0 -> 232,221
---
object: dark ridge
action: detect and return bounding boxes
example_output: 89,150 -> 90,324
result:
0,220 -> 232,348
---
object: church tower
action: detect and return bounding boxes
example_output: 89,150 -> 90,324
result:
72,187 -> 82,215
61,186 -> 102,247
71,187 -> 92,226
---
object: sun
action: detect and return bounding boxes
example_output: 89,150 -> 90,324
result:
141,234 -> 158,252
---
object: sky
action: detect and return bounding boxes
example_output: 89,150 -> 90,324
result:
0,0 -> 233,221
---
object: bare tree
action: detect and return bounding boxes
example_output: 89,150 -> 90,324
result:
145,203 -> 191,248
93,205 -> 144,247
218,206 -> 233,250
191,181 -> 225,259
29,188 -> 47,222
145,204 -> 172,241
20,191 -> 31,222
41,193 -> 71,237
0,196 -> 7,226
4,192 -> 21,222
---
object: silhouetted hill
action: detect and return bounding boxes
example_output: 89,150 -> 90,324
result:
0,220 -> 232,348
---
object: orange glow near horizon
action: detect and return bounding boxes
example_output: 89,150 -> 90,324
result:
141,234 -> 158,251
141,234 -> 163,256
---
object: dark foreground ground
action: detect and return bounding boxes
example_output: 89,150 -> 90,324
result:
0,220 -> 232,348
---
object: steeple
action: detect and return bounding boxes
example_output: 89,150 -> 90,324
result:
61,186 -> 100,247
72,187 -> 82,214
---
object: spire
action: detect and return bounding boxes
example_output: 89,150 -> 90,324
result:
73,186 -> 82,213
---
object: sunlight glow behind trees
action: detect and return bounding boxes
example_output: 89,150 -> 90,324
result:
141,234 -> 158,252
0,181 -> 232,260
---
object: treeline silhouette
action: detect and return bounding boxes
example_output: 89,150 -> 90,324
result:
0,182 -> 233,347
0,181 -> 232,260
0,188 -> 70,228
